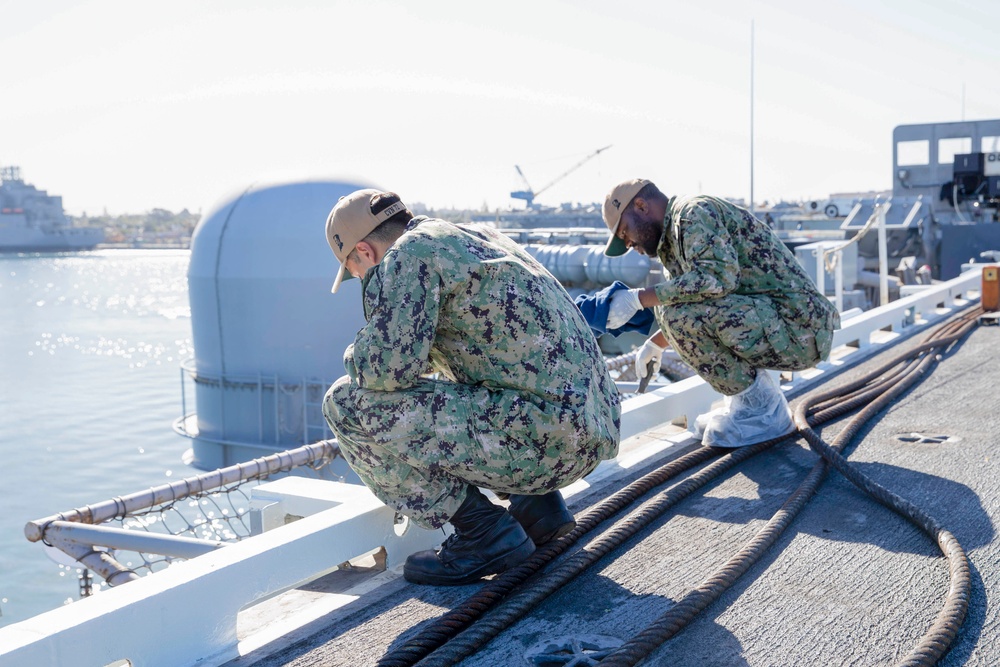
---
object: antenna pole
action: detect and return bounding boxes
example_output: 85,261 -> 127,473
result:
750,20 -> 755,213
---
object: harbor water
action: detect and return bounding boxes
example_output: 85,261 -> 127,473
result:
0,250 -> 193,627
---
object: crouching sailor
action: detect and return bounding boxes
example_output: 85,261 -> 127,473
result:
322,189 -> 621,585
600,178 -> 840,448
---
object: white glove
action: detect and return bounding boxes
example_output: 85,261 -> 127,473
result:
635,338 -> 665,381
606,288 -> 643,330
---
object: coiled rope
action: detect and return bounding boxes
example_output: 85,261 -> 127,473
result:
597,309 -> 975,666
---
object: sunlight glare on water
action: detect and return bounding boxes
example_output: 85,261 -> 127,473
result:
0,249 -> 194,627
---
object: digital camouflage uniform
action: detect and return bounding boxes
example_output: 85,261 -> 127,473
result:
323,217 -> 621,529
652,195 -> 840,396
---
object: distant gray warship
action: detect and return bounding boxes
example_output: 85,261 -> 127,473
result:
471,201 -> 605,229
0,166 -> 103,252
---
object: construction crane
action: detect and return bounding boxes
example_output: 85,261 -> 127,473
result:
510,145 -> 612,208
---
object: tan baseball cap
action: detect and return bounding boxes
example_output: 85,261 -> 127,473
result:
602,178 -> 650,257
325,188 -> 407,293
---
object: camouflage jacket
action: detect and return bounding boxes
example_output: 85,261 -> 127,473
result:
348,216 -> 620,440
654,195 -> 840,345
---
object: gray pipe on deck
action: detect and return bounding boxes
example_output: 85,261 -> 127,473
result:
523,245 -> 651,287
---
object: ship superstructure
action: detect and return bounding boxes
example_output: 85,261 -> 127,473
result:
0,166 -> 103,252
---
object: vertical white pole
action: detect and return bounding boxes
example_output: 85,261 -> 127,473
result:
834,246 -> 844,312
878,206 -> 889,306
749,20 -> 755,213
815,248 -> 826,297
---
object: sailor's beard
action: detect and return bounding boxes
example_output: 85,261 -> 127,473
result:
633,223 -> 661,257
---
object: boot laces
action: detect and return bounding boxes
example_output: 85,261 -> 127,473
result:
439,532 -> 460,551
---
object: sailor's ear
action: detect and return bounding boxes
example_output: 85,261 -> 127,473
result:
355,240 -> 379,264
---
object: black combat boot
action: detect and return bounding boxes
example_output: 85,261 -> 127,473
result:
403,486 -> 535,586
508,491 -> 576,545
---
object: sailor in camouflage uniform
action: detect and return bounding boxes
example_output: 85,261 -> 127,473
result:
322,189 -> 621,585
601,179 -> 840,448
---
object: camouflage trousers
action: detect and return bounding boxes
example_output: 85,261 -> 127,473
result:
323,375 -> 619,529
656,293 -> 834,396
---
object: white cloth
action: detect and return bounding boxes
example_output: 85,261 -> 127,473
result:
606,288 -> 643,330
634,337 -> 665,381
702,371 -> 795,448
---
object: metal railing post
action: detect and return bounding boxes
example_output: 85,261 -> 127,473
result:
46,521 -> 225,560
878,204 -> 889,306
180,366 -> 187,427
815,246 -> 826,296
834,246 -> 844,313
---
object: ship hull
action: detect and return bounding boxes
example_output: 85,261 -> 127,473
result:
0,225 -> 104,252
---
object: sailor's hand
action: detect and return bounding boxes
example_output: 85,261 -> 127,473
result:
606,288 -> 643,330
635,337 -> 665,380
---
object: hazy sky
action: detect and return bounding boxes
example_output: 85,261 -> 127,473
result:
2,0 -> 998,216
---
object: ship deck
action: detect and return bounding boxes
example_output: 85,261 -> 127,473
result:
227,316 -> 1000,666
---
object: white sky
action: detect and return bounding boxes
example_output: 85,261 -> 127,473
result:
2,0 -> 999,216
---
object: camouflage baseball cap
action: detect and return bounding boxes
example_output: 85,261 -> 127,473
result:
325,188 -> 407,293
602,178 -> 650,257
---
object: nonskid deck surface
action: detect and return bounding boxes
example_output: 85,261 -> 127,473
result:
232,324 -> 1000,667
